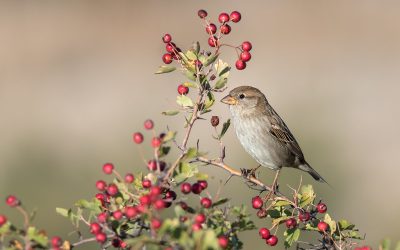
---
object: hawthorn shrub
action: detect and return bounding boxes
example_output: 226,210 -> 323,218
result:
0,9 -> 378,250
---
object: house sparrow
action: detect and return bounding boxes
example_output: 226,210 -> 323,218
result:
221,86 -> 326,186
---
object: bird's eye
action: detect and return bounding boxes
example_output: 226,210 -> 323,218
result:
239,94 -> 245,99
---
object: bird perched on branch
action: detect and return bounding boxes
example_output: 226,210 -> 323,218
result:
221,86 -> 326,190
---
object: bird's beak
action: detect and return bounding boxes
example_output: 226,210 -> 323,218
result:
221,95 -> 238,105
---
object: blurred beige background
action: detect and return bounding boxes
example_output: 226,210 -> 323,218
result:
1,1 -> 399,249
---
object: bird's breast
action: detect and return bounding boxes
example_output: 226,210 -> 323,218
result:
231,111 -> 281,170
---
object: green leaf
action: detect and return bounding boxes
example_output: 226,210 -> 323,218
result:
193,229 -> 219,250
338,219 -> 355,231
203,53 -> 219,67
162,110 -> 180,116
185,70 -> 197,81
214,77 -> 227,90
177,95 -> 193,107
192,41 -> 200,54
218,66 -> 231,78
212,198 -> 229,207
215,59 -> 230,78
273,200 -> 291,207
381,238 -> 391,250
323,213 -> 336,235
394,241 -> 400,250
162,130 -> 177,142
195,172 -> 208,180
74,199 -> 102,213
155,65 -> 176,74
183,82 -> 198,88
174,162 -> 198,183
55,207 -> 69,218
182,147 -> 198,161
284,228 -> 301,248
204,92 -> 215,109
272,216 -> 289,227
186,50 -> 198,61
219,119 -> 231,139
299,185 -> 315,207
27,227 -> 48,247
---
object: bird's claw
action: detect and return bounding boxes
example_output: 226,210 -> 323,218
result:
240,165 -> 260,179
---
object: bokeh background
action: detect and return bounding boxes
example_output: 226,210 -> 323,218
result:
1,1 -> 400,249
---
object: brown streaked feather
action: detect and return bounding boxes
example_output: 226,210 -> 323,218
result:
266,104 -> 305,160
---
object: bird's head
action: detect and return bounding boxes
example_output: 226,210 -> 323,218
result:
221,86 -> 267,114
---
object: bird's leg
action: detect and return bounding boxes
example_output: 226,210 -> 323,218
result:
240,165 -> 261,179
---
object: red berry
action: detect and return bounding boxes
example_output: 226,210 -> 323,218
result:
97,212 -> 108,223
192,223 -> 202,231
235,60 -> 246,70
147,160 -> 157,171
178,201 -> 188,211
259,228 -> 271,239
124,206 -> 138,219
240,51 -> 251,62
133,132 -> 144,144
230,11 -> 241,23
107,184 -> 119,196
96,180 -> 107,191
198,9 -> 208,19
181,182 -> 191,194
151,218 -> 162,230
151,137 -> 162,148
144,119 -> 154,130
90,222 -> 102,234
124,173 -> 134,183
164,190 -> 177,200
257,209 -> 267,218
251,196 -> 263,209
111,238 -> 121,248
242,41 -> 252,51
318,221 -> 329,232
154,199 -> 165,210
51,236 -> 62,247
112,210 -> 123,220
285,218 -> 297,229
0,215 -> 7,227
218,12 -> 230,23
191,183 -> 203,194
299,212 -> 311,222
195,60 -> 203,69
95,232 -> 107,243
208,36 -> 218,47
162,34 -> 172,43
200,197 -> 212,208
6,195 -> 20,207
218,236 -> 229,249
206,23 -> 217,35
95,193 -> 106,202
166,43 -> 176,53
120,241 -> 127,248
150,186 -> 162,196
194,213 -> 206,224
102,163 -> 114,175
140,195 -> 152,206
316,203 -> 327,213
177,84 -> 189,95
220,24 -> 231,34
162,53 -> 173,64
142,179 -> 152,188
197,180 -> 208,190
266,235 -> 278,246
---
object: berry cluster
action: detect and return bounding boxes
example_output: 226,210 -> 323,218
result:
159,9 -> 253,72
251,188 -> 337,248
197,9 -> 253,70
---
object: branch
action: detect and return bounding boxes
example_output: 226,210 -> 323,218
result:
195,156 -> 298,208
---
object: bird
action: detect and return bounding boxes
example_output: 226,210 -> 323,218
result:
221,86 -> 326,190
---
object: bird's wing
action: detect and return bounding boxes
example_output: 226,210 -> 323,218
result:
267,105 -> 305,160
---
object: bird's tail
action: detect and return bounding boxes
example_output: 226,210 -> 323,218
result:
299,162 -> 328,184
